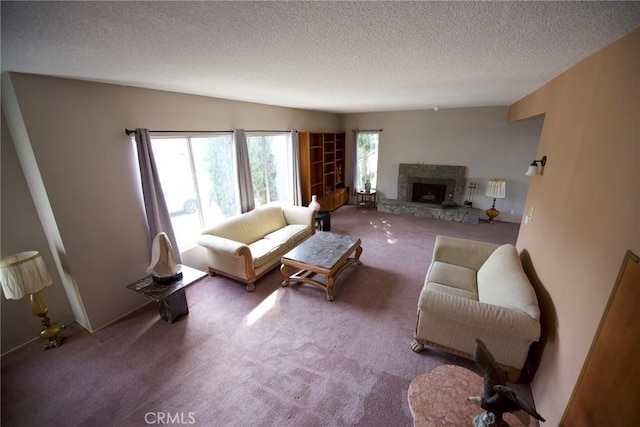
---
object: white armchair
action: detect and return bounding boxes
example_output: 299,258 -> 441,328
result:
411,236 -> 541,381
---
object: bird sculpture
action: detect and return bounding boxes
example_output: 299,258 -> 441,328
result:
467,338 -> 545,426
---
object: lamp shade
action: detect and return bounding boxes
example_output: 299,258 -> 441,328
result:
0,251 -> 53,300
525,164 -> 538,176
485,178 -> 506,199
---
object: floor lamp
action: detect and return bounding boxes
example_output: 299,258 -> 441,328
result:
0,251 -> 63,349
485,178 -> 506,223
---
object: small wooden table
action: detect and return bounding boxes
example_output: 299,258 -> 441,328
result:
126,264 -> 206,323
357,190 -> 377,209
280,232 -> 362,301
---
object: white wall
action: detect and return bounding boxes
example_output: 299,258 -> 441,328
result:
1,112 -> 75,354
1,72 -> 338,352
340,107 -> 543,222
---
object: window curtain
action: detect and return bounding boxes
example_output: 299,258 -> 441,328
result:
134,128 -> 182,263
234,129 -> 255,213
351,130 -> 360,195
290,130 -> 302,206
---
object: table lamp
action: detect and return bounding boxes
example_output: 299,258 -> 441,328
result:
0,251 -> 63,349
485,178 -> 506,223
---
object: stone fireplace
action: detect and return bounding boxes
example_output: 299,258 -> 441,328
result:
378,163 -> 481,224
411,179 -> 456,204
398,164 -> 466,206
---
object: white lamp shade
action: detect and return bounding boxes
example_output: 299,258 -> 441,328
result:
0,251 -> 53,300
485,178 -> 506,198
525,164 -> 538,176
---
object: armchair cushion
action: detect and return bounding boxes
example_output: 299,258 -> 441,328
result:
427,261 -> 477,294
477,244 -> 540,320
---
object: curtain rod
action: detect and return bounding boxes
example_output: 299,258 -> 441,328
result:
352,129 -> 383,132
125,129 -> 292,136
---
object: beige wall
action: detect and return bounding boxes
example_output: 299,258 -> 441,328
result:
1,112 -> 74,353
1,73 -> 337,352
340,107 -> 543,222
509,28 -> 639,425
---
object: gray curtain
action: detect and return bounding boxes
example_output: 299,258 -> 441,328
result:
234,129 -> 255,213
134,128 -> 182,263
290,130 -> 302,206
351,130 -> 360,195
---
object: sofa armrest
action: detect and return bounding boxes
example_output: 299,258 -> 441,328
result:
432,236 -> 500,271
282,205 -> 315,229
197,234 -> 250,257
421,286 -> 541,341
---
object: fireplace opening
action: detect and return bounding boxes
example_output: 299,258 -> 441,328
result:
412,183 -> 447,204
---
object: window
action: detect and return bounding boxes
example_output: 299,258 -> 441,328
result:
150,134 -> 239,250
246,132 -> 295,207
355,132 -> 380,191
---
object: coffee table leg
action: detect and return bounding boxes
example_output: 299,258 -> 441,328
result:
326,275 -> 335,301
280,264 -> 290,287
355,245 -> 363,265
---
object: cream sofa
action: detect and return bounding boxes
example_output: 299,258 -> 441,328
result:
197,204 -> 315,292
411,235 -> 541,381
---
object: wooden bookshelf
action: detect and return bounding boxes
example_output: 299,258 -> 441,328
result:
298,130 -> 348,211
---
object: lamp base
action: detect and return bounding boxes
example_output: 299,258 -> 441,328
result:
485,207 -> 500,224
40,317 -> 63,350
30,293 -> 63,350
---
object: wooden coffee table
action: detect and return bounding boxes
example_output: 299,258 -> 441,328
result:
280,232 -> 362,301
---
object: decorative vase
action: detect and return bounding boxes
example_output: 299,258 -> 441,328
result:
309,195 -> 321,212
364,180 -> 371,193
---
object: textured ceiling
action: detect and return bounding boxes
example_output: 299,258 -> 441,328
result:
2,1 -> 639,113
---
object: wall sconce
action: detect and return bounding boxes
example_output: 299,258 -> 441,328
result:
525,155 -> 547,176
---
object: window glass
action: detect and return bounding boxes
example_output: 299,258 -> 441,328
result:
246,133 -> 293,207
355,132 -> 380,191
151,134 -> 237,250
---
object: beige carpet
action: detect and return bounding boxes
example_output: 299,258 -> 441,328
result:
1,205 -> 524,426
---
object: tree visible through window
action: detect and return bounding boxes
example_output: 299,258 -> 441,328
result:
149,131 -> 295,251
150,134 -> 239,251
247,132 -> 294,207
355,132 -> 380,191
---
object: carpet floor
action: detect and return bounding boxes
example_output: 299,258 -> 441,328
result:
1,205 -> 525,427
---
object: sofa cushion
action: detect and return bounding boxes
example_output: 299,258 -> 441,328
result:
249,205 -> 288,236
427,261 -> 478,294
477,244 -> 540,320
203,206 -> 287,245
248,239 -> 286,268
419,282 -> 479,311
264,224 -> 310,248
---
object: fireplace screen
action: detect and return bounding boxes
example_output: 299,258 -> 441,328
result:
412,183 -> 447,204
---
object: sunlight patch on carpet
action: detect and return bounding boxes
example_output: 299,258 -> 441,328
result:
246,289 -> 280,325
